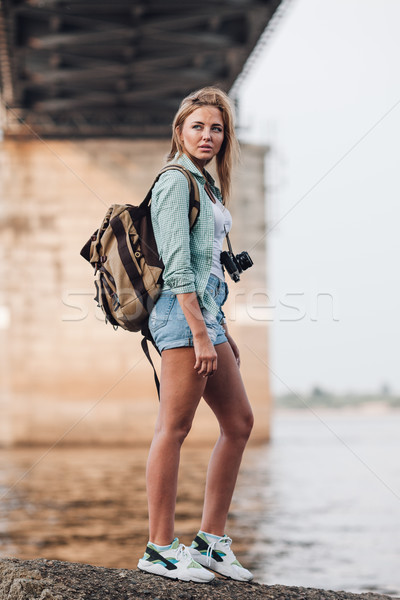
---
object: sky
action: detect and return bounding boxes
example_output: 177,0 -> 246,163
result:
237,0 -> 400,396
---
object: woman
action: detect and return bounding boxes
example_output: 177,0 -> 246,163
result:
137,87 -> 254,583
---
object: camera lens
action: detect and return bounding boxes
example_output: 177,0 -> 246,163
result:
236,252 -> 253,271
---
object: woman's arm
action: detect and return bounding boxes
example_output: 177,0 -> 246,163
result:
176,291 -> 217,377
151,170 -> 196,294
152,171 -> 217,377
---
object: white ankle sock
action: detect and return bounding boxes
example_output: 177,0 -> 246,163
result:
149,539 -> 175,551
200,530 -> 224,541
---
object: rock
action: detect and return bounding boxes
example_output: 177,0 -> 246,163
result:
0,558 -> 398,600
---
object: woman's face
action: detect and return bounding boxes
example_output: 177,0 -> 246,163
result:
179,106 -> 224,169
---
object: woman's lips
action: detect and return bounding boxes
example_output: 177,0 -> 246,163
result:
199,145 -> 212,150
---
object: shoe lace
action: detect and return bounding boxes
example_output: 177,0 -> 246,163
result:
206,535 -> 233,566
176,543 -> 191,563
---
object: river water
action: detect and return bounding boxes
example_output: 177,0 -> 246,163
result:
0,409 -> 399,597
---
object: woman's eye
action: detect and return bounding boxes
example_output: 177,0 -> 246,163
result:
212,127 -> 223,133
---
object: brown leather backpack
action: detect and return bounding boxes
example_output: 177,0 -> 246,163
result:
80,164 -> 200,397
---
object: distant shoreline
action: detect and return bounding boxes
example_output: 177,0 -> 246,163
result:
273,394 -> 400,413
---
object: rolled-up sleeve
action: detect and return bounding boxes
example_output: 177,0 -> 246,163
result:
151,170 -> 196,294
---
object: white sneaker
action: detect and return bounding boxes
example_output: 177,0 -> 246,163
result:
189,532 -> 253,582
137,537 -> 214,583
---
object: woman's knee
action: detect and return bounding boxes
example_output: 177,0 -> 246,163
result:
222,408 -> 254,443
246,409 -> 255,435
240,409 -> 254,440
154,418 -> 193,445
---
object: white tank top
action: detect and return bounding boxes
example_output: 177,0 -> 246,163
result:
210,198 -> 232,281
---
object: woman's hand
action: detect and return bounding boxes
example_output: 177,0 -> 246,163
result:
193,331 -> 218,377
175,292 -> 218,377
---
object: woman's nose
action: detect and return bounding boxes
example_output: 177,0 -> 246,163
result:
202,129 -> 211,140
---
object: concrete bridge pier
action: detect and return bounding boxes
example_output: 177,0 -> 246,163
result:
0,138 -> 271,447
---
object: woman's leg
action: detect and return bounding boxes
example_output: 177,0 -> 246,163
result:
146,346 -> 208,546
201,341 -> 254,535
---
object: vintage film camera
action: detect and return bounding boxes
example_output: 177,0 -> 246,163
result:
220,227 -> 253,282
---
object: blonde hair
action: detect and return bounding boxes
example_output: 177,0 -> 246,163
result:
167,87 -> 239,202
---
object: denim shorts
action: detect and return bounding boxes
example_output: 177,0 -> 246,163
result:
149,273 -> 229,353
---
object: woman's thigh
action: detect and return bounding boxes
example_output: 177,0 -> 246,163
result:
156,347 -> 208,432
202,342 -> 253,433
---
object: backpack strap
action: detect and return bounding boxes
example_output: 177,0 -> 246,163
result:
141,319 -> 162,399
142,164 -> 201,231
141,337 -> 161,398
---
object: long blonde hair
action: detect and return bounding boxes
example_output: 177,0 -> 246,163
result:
167,87 -> 239,202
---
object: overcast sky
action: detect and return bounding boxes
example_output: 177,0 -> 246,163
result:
237,0 -> 400,396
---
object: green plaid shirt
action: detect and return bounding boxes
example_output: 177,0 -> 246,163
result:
151,152 -> 224,317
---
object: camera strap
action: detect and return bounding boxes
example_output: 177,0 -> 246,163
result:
224,225 -> 234,254
204,181 -> 234,253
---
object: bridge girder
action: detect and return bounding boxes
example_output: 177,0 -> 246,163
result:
0,0 -> 282,137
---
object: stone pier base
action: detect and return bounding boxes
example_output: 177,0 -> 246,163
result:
0,558 -> 397,600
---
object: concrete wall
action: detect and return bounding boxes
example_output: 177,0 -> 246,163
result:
0,139 -> 271,446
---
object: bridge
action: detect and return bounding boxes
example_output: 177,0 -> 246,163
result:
0,0 -> 282,137
0,0 -> 284,446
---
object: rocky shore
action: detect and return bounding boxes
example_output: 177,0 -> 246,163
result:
0,558 -> 398,600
